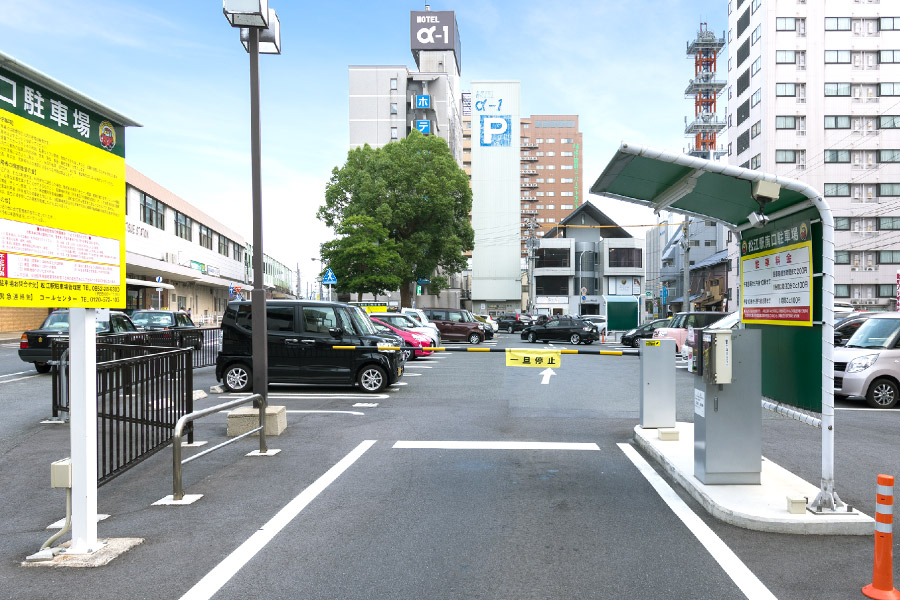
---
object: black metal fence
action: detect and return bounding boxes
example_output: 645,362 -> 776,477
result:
51,341 -> 194,486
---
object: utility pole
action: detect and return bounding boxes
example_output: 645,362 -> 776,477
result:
682,218 -> 691,312
526,219 -> 537,313
295,262 -> 301,299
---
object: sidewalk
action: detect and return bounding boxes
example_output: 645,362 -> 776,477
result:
634,423 -> 874,535
0,331 -> 23,343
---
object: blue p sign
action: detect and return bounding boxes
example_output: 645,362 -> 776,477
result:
480,115 -> 511,146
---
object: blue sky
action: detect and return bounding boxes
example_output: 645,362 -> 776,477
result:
2,0 -> 726,286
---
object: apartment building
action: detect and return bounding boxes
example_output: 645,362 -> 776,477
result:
727,0 -> 900,309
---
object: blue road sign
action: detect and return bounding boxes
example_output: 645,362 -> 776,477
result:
661,286 -> 668,304
322,268 -> 337,285
416,120 -> 430,134
416,95 -> 430,109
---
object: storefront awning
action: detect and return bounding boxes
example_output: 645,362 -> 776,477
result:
126,278 -> 174,291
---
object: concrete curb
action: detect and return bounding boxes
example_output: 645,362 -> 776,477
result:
634,423 -> 874,535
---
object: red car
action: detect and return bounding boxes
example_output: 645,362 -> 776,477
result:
370,318 -> 434,359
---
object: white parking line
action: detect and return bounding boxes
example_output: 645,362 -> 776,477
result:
404,365 -> 432,369
285,410 -> 365,416
0,370 -> 32,379
0,375 -> 38,385
618,443 -> 777,600
179,440 -> 376,600
836,407 -> 900,412
394,441 -> 600,450
402,373 -> 422,377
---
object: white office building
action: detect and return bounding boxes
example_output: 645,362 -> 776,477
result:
727,0 -> 900,309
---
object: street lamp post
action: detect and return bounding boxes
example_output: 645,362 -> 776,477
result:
311,257 -> 323,300
223,1 -> 280,418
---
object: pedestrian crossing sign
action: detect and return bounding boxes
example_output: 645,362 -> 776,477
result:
322,268 -> 337,285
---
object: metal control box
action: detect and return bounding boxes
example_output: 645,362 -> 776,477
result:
640,338 -> 676,428
50,457 -> 72,489
702,329 -> 733,385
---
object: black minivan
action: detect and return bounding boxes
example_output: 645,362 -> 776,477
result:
215,300 -> 404,393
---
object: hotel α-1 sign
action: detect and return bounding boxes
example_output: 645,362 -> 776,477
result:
740,219 -> 812,326
0,66 -> 125,308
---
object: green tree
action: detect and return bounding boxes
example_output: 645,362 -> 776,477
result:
319,216 -> 403,301
318,130 -> 474,308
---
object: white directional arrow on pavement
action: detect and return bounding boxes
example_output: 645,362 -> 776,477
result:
540,368 -> 556,385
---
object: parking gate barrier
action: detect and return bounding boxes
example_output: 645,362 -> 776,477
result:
863,474 -> 900,600
334,345 -> 637,356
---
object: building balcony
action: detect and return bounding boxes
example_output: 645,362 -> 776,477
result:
521,195 -> 536,202
521,170 -> 537,176
521,209 -> 537,215
521,141 -> 538,149
521,155 -> 539,162
521,183 -> 538,188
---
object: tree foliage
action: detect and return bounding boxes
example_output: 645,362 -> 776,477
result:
319,216 -> 402,301
318,130 -> 474,307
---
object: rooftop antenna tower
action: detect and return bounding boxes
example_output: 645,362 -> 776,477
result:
685,23 -> 726,155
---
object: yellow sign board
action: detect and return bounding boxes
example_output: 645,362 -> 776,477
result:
505,348 -> 562,368
0,75 -> 125,308
645,340 -> 660,346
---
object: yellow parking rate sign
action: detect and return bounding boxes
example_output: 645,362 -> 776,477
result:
505,348 -> 562,368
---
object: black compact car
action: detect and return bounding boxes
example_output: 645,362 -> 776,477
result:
621,318 -> 672,348
521,317 -> 600,345
130,309 -> 203,349
497,313 -> 533,333
18,310 -> 140,373
215,300 -> 404,393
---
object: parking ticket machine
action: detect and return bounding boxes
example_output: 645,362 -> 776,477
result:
693,328 -> 762,485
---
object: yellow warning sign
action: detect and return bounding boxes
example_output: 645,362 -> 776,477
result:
645,340 -> 660,347
505,348 -> 562,368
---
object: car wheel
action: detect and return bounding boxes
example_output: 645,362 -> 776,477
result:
570,333 -> 581,345
468,332 -> 482,344
631,338 -> 640,348
358,364 -> 387,393
401,346 -> 412,362
866,378 -> 899,409
507,326 -> 514,334
223,363 -> 252,392
528,332 -> 537,343
34,362 -> 51,374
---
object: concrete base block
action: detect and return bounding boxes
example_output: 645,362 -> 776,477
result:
787,496 -> 807,514
22,538 -> 143,567
227,406 -> 286,437
658,428 -> 680,441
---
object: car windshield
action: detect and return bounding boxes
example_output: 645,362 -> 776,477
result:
706,312 -> 740,330
131,312 -> 175,327
404,312 -> 424,326
350,307 -> 378,335
846,318 -> 900,349
42,313 -> 70,330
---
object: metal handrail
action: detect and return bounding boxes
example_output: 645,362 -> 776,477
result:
172,393 -> 267,501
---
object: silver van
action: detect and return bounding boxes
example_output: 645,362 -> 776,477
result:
834,313 -> 900,408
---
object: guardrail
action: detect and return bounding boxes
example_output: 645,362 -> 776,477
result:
172,393 -> 267,501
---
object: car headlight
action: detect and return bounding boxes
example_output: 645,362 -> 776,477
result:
478,324 -> 485,329
377,341 -> 398,352
847,354 -> 879,373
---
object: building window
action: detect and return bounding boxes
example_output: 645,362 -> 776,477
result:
737,130 -> 750,154
835,284 -> 850,298
390,78 -> 397,90
391,127 -> 398,139
175,212 -> 192,241
561,137 -> 574,143
882,18 -> 900,31
608,248 -> 642,268
775,150 -> 797,163
776,17 -> 796,31
561,204 -> 574,209
878,150 -> 900,163
878,285 -> 896,298
879,251 -> 900,264
825,82 -> 851,96
561,151 -> 573,157
879,83 -> 900,96
751,0 -> 761,12
737,9 -> 751,38
218,235 -> 230,257
776,83 -> 796,96
776,50 -> 796,63
825,150 -> 851,163
879,116 -> 900,129
561,165 -> 573,170
140,192 -> 165,230
561,178 -> 573,183
751,25 -> 762,45
233,242 -> 243,262
737,99 -> 750,125
737,39 -> 750,67
879,217 -> 900,230
825,115 -> 851,129
535,276 -> 568,296
880,51 -> 900,64
879,183 -> 900,196
836,251 -> 851,264
750,154 -> 761,169
775,116 -> 796,129
737,70 -> 750,95
390,103 -> 398,115
561,191 -> 574,196
751,57 -> 761,76
825,183 -> 851,196
826,17 -> 852,31
751,120 -> 762,138
835,217 -> 851,230
199,225 -> 213,249
825,50 -> 851,64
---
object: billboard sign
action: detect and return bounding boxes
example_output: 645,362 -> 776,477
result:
410,10 -> 461,72
416,119 -> 430,134
0,66 -> 126,308
415,94 -> 430,109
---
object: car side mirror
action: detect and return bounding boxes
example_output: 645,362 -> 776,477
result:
328,327 -> 343,338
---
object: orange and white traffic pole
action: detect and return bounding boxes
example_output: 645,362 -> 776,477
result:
863,474 -> 900,600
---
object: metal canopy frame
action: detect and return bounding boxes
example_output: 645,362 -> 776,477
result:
590,143 -> 841,511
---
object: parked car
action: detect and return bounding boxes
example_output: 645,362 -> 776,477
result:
521,317 -> 599,345
497,313 -> 533,333
129,309 -> 203,349
621,318 -> 673,348
578,315 -> 608,335
466,310 -> 493,340
215,300 -> 404,393
400,307 -> 441,340
834,311 -> 877,346
652,311 -> 727,355
834,313 -> 900,408
18,310 -> 141,373
474,314 -> 499,332
422,308 -> 487,343
370,317 -> 433,360
368,312 -> 440,346
834,301 -> 856,317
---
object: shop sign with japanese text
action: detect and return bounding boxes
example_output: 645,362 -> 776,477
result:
740,220 -> 812,326
0,66 -> 125,308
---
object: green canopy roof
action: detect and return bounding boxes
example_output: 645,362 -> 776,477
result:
589,143 -> 819,229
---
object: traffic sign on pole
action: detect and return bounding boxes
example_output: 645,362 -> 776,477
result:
322,268 -> 337,285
